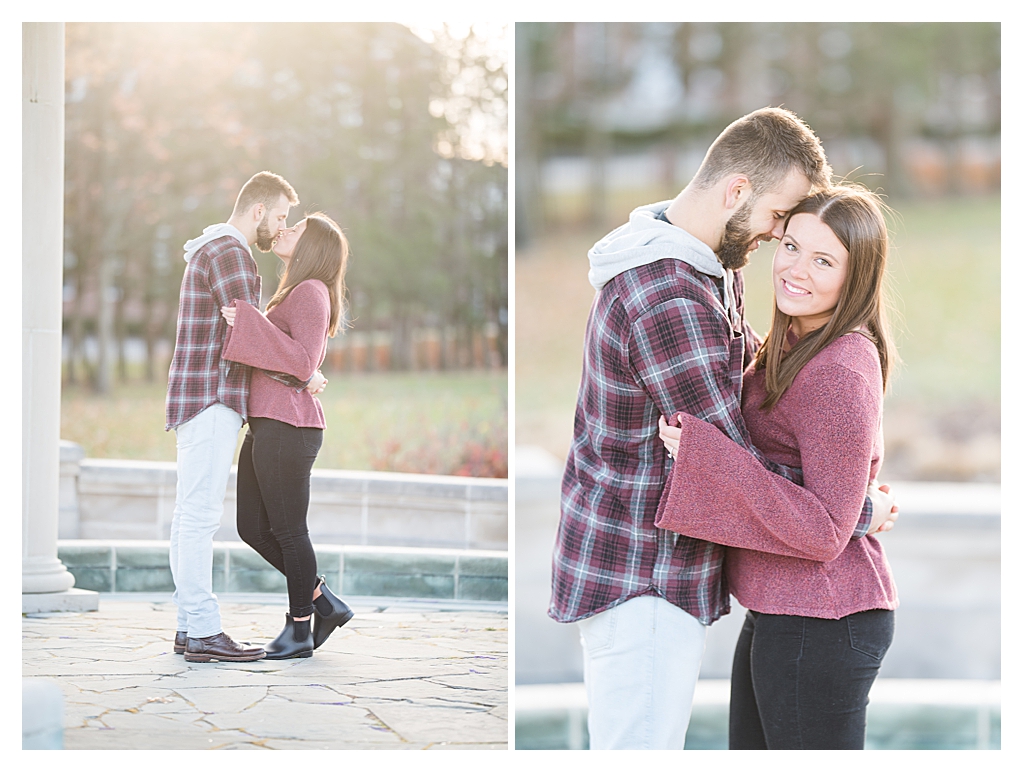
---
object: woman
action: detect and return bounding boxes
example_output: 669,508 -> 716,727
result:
220,212 -> 354,660
656,186 -> 898,749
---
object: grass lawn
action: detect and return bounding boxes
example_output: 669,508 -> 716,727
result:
516,194 -> 1000,482
61,369 -> 508,478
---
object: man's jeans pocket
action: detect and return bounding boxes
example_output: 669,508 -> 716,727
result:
579,604 -> 620,657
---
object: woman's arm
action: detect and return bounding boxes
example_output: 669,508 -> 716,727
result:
654,354 -> 882,562
222,281 -> 329,381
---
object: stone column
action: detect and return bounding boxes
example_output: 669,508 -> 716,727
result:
23,22 -> 97,612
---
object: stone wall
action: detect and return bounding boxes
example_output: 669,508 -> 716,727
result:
59,442 -> 507,550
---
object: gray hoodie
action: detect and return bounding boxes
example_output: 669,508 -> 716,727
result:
182,223 -> 251,263
587,200 -> 738,328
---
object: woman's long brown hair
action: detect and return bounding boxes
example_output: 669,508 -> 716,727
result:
754,186 -> 896,410
266,212 -> 349,337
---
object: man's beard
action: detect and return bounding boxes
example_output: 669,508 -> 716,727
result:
254,213 -> 276,253
717,197 -> 757,270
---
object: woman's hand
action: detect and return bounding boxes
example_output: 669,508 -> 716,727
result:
220,306 -> 237,327
866,481 -> 899,534
305,370 -> 327,395
658,414 -> 683,460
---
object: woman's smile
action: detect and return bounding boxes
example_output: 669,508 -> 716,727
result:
779,278 -> 811,297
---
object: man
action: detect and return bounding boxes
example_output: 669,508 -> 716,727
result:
550,108 -> 894,748
165,171 -> 313,663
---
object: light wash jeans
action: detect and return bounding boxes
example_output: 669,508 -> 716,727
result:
169,403 -> 243,638
578,594 -> 708,749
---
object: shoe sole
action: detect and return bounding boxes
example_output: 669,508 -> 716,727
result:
263,650 -> 314,660
336,610 -> 355,628
183,653 -> 267,663
177,640 -> 255,656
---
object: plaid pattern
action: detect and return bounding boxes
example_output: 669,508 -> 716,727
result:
263,370 -> 311,393
165,235 -> 262,430
852,490 -> 873,538
552,257 -> 809,626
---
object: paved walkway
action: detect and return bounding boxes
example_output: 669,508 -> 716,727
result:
22,594 -> 508,750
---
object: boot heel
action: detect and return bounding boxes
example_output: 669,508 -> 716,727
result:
312,577 -> 355,649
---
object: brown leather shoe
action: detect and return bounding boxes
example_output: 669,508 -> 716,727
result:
174,631 -> 187,655
183,632 -> 265,663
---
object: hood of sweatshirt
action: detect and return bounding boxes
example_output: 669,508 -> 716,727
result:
182,223 -> 251,263
587,200 -> 738,327
587,200 -> 725,290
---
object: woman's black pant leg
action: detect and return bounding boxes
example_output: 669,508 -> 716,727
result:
729,611 -> 768,749
246,417 -> 322,619
236,427 -> 287,575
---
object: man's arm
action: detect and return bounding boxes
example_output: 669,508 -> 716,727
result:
208,242 -> 260,310
262,369 -> 326,394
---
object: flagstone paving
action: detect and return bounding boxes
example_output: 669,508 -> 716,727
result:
23,595 -> 507,750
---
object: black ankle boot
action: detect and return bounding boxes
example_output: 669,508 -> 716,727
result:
312,576 -> 355,649
264,613 -> 314,660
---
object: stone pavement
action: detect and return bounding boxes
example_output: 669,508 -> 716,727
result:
22,594 -> 508,750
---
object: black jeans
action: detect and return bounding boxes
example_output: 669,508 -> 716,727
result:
729,608 -> 895,749
236,417 -> 323,619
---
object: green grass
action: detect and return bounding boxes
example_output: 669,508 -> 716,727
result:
61,370 -> 508,478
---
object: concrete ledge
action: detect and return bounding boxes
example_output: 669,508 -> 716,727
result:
22,588 -> 100,614
61,451 -> 507,550
58,540 -> 507,602
516,678 -> 1001,711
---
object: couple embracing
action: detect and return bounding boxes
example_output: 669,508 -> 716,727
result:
551,108 -> 899,750
165,171 -> 354,663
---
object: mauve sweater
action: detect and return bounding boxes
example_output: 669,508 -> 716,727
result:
222,279 -> 329,429
654,332 -> 898,619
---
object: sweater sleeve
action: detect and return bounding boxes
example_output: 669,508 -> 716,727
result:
654,353 -> 881,562
222,281 -> 328,381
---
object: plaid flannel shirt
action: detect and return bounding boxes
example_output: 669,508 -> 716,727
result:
165,235 -> 262,430
551,255 -> 871,626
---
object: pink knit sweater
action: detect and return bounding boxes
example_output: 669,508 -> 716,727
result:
222,279 -> 329,429
654,332 -> 897,619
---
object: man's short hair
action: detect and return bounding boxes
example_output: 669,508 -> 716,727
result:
691,107 -> 832,196
232,171 -> 299,216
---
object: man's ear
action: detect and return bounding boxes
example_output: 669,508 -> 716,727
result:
724,175 -> 750,211
252,203 -> 265,222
